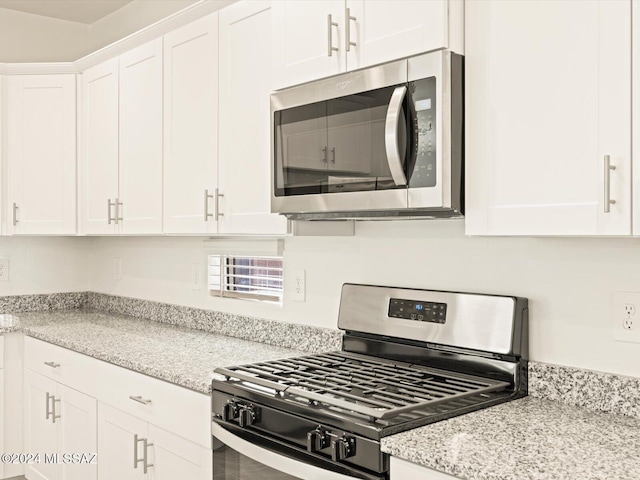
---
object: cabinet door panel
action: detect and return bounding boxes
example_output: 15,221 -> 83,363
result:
119,38 -> 163,234
219,0 -> 289,234
6,75 -> 76,235
148,425 -> 212,480
163,13 -> 218,234
81,58 -> 119,235
272,0 -> 345,89
57,385 -> 97,480
465,0 -> 631,235
97,403 -> 146,480
24,370 -> 58,480
346,0 -> 448,71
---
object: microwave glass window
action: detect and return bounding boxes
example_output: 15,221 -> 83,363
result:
273,84 -> 410,197
408,77 -> 437,188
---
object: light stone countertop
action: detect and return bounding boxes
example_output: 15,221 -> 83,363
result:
381,396 -> 640,480
10,308 -> 309,394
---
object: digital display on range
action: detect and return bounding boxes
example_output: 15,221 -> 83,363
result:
388,298 -> 447,324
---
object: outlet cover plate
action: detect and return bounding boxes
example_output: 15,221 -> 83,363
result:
613,292 -> 640,343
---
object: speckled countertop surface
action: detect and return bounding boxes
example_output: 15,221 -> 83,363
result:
13,309 -> 308,394
382,396 -> 640,480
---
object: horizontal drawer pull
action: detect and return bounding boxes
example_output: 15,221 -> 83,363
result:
129,395 -> 152,406
44,361 -> 60,368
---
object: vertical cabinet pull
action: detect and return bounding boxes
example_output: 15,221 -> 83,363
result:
12,203 -> 18,226
331,147 -> 336,164
115,198 -> 123,224
346,8 -> 357,51
322,146 -> 328,164
107,199 -> 116,224
45,392 -> 60,423
204,189 -> 214,221
604,155 -> 617,213
327,14 -> 339,57
215,188 -> 224,221
133,434 -> 153,473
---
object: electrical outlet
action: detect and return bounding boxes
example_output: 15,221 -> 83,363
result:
613,292 -> 640,343
292,269 -> 305,302
113,258 -> 122,280
192,263 -> 203,291
0,257 -> 9,282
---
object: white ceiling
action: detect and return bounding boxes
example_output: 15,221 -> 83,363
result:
0,0 -> 134,24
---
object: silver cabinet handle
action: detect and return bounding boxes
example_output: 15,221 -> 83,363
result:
345,8 -> 356,51
133,434 -> 153,473
44,361 -> 60,368
384,85 -> 408,186
45,392 -> 60,423
215,188 -> 224,221
129,395 -> 152,405
12,203 -> 18,226
322,146 -> 328,164
107,199 -> 116,224
331,147 -> 336,164
604,155 -> 617,213
327,14 -> 339,57
204,189 -> 214,221
115,198 -> 123,224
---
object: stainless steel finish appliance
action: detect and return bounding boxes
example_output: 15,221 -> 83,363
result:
211,284 -> 528,479
271,51 -> 464,220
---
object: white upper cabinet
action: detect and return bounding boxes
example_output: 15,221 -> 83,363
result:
218,1 -> 289,235
6,74 -> 76,235
272,0 -> 456,89
119,38 -> 164,234
465,0 -> 631,236
163,13 -> 219,234
81,58 -> 120,235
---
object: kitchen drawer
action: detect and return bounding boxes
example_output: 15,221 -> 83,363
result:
24,337 -> 99,397
97,360 -> 211,448
0,335 -> 4,369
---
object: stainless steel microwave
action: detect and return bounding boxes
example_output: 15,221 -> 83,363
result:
271,50 -> 463,220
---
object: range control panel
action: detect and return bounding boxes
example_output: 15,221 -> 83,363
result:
388,298 -> 447,324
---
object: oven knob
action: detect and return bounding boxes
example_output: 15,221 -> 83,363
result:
237,406 -> 256,428
306,429 -> 328,453
222,402 -> 238,422
330,437 -> 355,462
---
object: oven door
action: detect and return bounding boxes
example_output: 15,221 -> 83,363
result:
212,423 -> 385,480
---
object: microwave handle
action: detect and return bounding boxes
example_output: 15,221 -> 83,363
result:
384,85 -> 408,186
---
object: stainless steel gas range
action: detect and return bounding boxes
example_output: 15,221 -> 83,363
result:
211,284 -> 528,479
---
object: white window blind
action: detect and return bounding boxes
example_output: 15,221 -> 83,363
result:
208,255 -> 283,303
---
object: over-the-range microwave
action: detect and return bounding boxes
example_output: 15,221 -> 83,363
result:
271,50 -> 463,220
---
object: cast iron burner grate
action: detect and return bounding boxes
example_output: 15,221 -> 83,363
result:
216,351 -> 509,420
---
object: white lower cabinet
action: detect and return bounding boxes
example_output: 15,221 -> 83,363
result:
24,370 -> 97,480
23,337 -> 212,480
390,457 -> 461,480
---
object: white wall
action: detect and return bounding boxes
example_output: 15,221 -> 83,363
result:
0,237 -> 89,294
88,221 -> 640,379
0,8 -> 88,62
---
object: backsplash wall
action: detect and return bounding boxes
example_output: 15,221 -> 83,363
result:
87,221 -> 640,379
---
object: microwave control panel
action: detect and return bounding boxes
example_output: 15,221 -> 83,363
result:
409,77 -> 437,188
388,298 -> 447,324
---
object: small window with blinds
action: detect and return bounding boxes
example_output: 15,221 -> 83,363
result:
208,255 -> 283,303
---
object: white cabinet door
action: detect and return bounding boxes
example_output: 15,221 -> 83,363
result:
148,425 -> 212,480
81,58 -> 120,235
633,1 -> 640,235
6,75 -> 76,235
390,457 -> 461,480
346,0 -> 448,71
163,13 -> 219,234
97,403 -> 146,480
218,0 -> 289,235
272,0 -> 345,89
57,385 -> 97,480
24,370 -> 58,480
119,38 -> 163,234
465,0 -> 631,236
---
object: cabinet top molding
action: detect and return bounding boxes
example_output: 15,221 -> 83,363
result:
0,0 -> 230,75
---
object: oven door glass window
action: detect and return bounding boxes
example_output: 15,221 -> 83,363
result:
273,84 -> 413,198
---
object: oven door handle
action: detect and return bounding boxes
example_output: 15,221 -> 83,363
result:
212,423 -> 357,480
384,85 -> 408,187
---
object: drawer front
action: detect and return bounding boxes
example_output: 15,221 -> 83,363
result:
24,337 -> 99,397
97,360 -> 211,448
